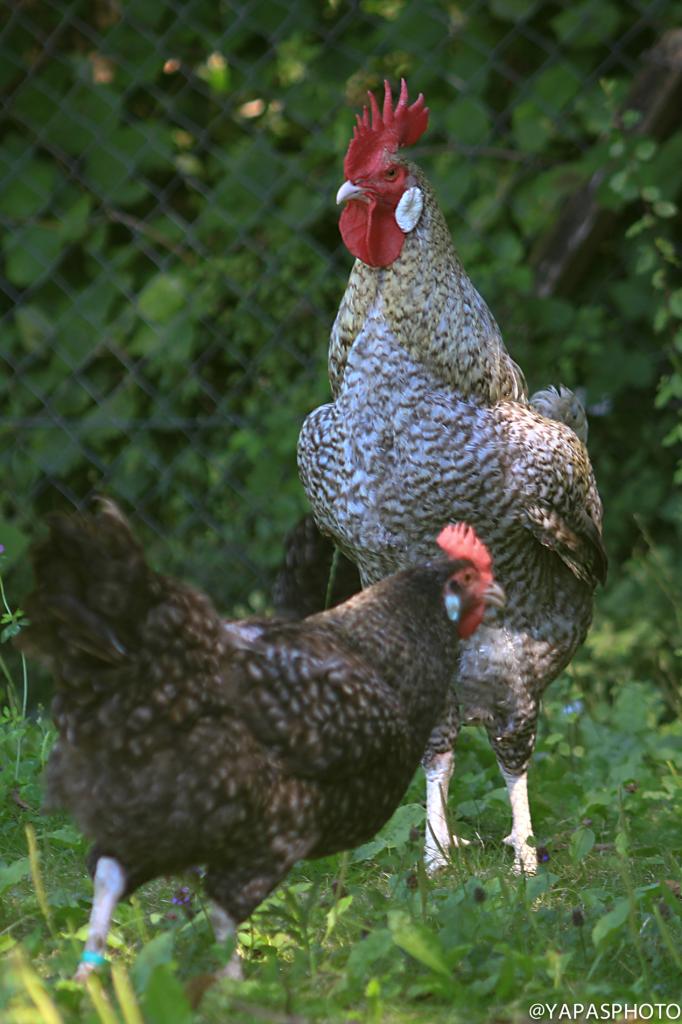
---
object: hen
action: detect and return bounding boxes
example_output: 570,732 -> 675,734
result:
298,81 -> 606,874
17,500 -> 502,977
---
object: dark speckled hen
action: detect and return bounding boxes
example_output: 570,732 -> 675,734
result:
297,80 -> 606,875
17,500 -> 502,979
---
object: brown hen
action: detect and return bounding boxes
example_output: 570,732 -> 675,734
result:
17,500 -> 502,977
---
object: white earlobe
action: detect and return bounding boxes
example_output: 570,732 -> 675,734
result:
444,592 -> 461,622
395,186 -> 424,233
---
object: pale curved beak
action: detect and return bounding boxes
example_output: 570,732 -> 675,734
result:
484,580 -> 506,609
336,180 -> 365,205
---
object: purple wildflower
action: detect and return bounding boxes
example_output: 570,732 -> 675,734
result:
171,885 -> 192,906
536,845 -> 550,864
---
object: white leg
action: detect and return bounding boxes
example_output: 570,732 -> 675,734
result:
210,902 -> 243,980
500,767 -> 537,875
424,751 -> 469,875
74,857 -> 126,982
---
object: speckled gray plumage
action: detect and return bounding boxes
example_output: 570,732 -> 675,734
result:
19,501 -> 474,924
298,181 -> 606,787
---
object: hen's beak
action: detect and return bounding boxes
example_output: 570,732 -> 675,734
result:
484,580 -> 506,609
336,180 -> 365,205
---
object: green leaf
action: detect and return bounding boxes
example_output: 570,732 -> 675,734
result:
14,305 -> 54,349
569,826 -> 595,862
345,928 -> 393,981
141,965 -> 192,1024
0,159 -> 56,218
388,911 -> 452,979
552,2 -> 621,47
0,523 -> 30,567
0,621 -> 23,643
131,932 -> 175,993
43,826 -> 85,848
641,185 -> 661,202
138,273 -> 188,323
59,195 -> 92,243
444,98 -> 491,146
669,289 -> 682,319
512,101 -> 552,153
490,0 -> 538,20
533,65 -> 581,115
614,830 -> 629,856
635,139 -> 656,162
0,858 -> 30,895
2,224 -> 63,286
325,894 -> 353,939
592,898 -> 630,945
352,803 -> 424,861
653,200 -> 678,219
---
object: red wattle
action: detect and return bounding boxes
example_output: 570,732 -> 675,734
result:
340,200 -> 405,268
457,606 -> 485,639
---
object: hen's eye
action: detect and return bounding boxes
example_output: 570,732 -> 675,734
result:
385,167 -> 398,180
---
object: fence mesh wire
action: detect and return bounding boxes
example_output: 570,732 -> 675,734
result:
1,0 -> 679,610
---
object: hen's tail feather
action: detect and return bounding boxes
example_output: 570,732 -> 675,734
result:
17,499 -> 154,665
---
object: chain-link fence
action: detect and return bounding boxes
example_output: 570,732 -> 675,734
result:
1,0 -> 680,612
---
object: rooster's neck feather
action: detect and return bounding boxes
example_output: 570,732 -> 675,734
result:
330,165 -> 527,405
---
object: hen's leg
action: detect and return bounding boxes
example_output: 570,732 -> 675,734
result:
74,856 -> 127,981
205,849 -> 308,978
422,695 -> 465,875
488,717 -> 538,875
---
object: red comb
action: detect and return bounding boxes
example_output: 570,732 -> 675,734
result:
436,523 -> 493,575
344,79 -> 429,179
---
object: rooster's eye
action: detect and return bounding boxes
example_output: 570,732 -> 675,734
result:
384,167 -> 398,180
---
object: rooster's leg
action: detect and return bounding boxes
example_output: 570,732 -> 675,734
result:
74,856 -> 126,981
424,750 -> 456,874
488,715 -> 538,874
499,766 -> 536,875
422,697 -> 466,874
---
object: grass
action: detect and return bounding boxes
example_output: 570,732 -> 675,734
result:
1,671 -> 681,1024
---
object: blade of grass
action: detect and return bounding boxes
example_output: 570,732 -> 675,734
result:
86,974 -> 121,1024
14,951 -> 64,1024
652,905 -> 682,972
26,823 -> 54,936
112,964 -> 145,1024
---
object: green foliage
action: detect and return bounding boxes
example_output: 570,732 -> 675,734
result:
0,0 -> 679,614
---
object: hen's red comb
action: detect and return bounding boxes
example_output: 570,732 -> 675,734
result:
344,79 -> 429,179
436,523 -> 492,575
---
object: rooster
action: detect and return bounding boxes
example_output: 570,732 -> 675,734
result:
17,500 -> 502,978
298,81 -> 606,874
